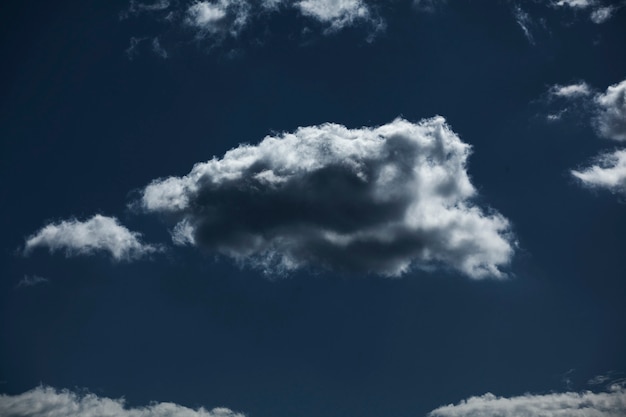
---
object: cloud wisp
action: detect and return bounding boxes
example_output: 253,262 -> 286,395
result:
0,386 -> 244,417
15,275 -> 49,288
137,117 -> 514,278
428,383 -> 626,417
572,149 -> 626,196
23,214 -> 161,262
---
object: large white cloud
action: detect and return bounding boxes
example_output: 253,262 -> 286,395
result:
138,117 -> 514,278
571,149 -> 626,196
0,386 -> 244,417
594,79 -> 626,141
548,82 -> 592,99
24,214 -> 161,261
428,384 -> 626,417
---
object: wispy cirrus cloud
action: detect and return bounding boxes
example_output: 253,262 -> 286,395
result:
572,149 -> 626,196
23,214 -> 161,262
0,386 -> 244,417
428,383 -> 626,417
137,117 -> 515,278
15,275 -> 49,288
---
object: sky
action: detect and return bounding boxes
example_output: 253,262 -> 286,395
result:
1,0 -> 626,416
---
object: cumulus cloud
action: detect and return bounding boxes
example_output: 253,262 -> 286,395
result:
594,79 -> 626,141
571,149 -> 626,196
185,0 -> 251,37
590,5 -> 617,23
552,0 -> 596,8
295,0 -> 380,33
137,117 -> 514,279
23,214 -> 161,261
549,82 -> 592,99
428,384 -> 626,417
0,386 -> 244,417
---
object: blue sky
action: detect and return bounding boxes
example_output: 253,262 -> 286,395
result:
1,1 -> 626,416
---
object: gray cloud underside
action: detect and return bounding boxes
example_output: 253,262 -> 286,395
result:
24,214 -> 161,261
138,117 -> 514,278
428,384 -> 626,417
0,386 -> 244,417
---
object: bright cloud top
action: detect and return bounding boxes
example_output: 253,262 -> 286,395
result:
594,79 -> 626,141
139,117 -> 514,278
186,0 -> 250,37
428,384 -> 626,417
295,0 -> 376,32
24,214 -> 161,261
0,386 -> 244,417
572,149 -> 626,196
552,0 -> 596,8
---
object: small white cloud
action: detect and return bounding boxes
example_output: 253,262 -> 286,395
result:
513,5 -> 535,45
552,0 -> 596,8
0,386 -> 244,417
121,0 -> 170,19
428,384 -> 626,417
571,149 -> 626,196
185,0 -> 251,37
594,79 -> 626,141
16,275 -> 49,288
590,6 -> 616,23
138,117 -> 515,279
549,82 -> 593,99
24,214 -> 161,261
295,0 -> 381,33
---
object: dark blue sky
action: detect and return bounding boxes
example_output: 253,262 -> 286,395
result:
1,1 -> 626,416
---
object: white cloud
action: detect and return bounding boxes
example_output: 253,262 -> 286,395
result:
295,0 -> 379,32
428,384 -> 626,417
552,0 -> 596,8
138,117 -> 514,279
0,386 -> 244,417
16,275 -> 49,288
549,82 -> 592,99
185,0 -> 251,37
514,5 -> 535,44
121,0 -> 170,19
24,214 -> 161,261
594,79 -> 626,141
590,6 -> 616,23
571,149 -> 626,195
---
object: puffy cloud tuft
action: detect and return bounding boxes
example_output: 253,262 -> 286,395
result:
594,79 -> 626,141
571,149 -> 626,195
138,117 -> 514,279
552,0 -> 596,8
185,0 -> 251,37
295,0 -> 378,32
0,386 -> 244,417
24,214 -> 161,261
428,384 -> 626,417
548,82 -> 592,99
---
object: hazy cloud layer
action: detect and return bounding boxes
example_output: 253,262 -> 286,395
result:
594,79 -> 626,141
24,215 -> 161,261
0,386 -> 244,417
428,384 -> 626,417
572,149 -> 626,195
138,117 -> 514,278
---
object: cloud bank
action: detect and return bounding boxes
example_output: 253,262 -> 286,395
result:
0,386 -> 244,417
428,384 -> 626,417
24,215 -> 161,261
138,117 -> 514,278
